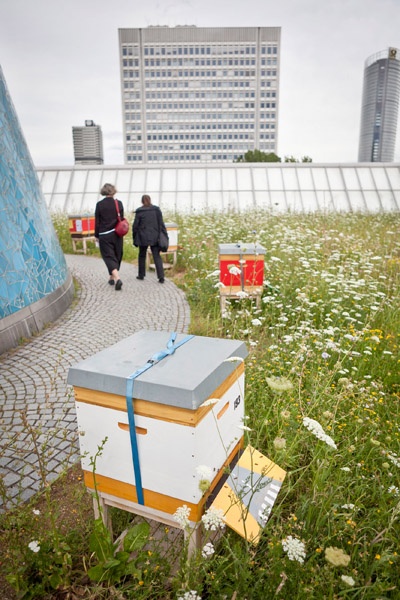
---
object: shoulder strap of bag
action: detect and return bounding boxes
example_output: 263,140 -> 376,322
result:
114,199 -> 121,221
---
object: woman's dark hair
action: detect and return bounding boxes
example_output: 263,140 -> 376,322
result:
101,183 -> 117,196
142,194 -> 152,206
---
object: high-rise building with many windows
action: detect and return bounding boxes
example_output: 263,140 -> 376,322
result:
119,26 -> 281,163
72,120 -> 104,165
358,48 -> 400,162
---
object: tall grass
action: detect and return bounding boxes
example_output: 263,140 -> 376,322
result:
1,211 -> 399,599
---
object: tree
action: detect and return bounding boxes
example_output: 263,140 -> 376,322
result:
284,155 -> 313,163
235,149 -> 281,163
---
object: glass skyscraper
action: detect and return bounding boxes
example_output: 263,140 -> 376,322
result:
358,47 -> 400,162
119,26 -> 281,164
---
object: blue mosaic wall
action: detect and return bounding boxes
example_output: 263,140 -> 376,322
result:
0,66 -> 68,319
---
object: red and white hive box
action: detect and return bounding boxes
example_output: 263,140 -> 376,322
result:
218,243 -> 266,297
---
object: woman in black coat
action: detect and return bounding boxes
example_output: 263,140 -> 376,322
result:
132,194 -> 167,283
95,183 -> 124,290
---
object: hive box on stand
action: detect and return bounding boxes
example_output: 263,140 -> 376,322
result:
67,330 -> 248,522
218,243 -> 266,310
165,222 -> 178,252
68,214 -> 95,238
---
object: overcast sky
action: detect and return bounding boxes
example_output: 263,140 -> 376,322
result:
1,0 -> 399,166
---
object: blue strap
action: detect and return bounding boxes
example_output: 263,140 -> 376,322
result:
125,332 -> 194,505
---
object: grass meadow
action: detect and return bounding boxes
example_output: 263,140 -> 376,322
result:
1,211 -> 399,599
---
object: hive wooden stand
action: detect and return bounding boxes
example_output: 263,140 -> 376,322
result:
94,491 -> 202,556
146,248 -> 178,270
71,236 -> 96,254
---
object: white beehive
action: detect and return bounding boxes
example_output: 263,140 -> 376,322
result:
67,330 -> 248,521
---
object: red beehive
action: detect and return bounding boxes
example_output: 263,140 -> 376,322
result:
68,214 -> 95,238
218,243 -> 265,293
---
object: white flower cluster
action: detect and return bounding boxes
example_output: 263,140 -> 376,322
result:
177,591 -> 202,600
303,417 -> 337,449
201,507 -> 226,531
28,540 -> 40,553
282,535 -> 306,564
173,504 -> 191,528
388,485 -> 399,495
202,542 -> 215,558
266,376 -> 293,393
387,452 -> 400,468
228,265 -> 242,276
341,575 -> 355,587
251,318 -> 262,326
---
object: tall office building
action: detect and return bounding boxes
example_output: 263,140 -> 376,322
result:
119,26 -> 281,163
358,48 -> 400,162
72,120 -> 104,165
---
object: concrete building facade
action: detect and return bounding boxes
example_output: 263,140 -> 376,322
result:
119,26 -> 281,164
358,48 -> 400,162
72,120 -> 104,165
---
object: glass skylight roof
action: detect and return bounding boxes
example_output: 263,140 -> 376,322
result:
37,163 -> 400,215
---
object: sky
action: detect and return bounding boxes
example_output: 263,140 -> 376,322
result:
1,0 -> 400,167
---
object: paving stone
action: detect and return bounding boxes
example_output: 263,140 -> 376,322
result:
0,254 -> 190,508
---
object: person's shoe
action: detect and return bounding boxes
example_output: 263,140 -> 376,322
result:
159,278 -> 165,283
115,279 -> 123,290
108,279 -> 115,285
136,276 -> 144,280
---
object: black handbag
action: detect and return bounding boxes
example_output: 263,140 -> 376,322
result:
156,209 -> 169,252
158,229 -> 169,252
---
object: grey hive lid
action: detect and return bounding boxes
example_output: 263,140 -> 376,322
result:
218,243 -> 265,255
67,330 -> 248,410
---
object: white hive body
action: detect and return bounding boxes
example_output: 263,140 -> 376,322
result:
68,330 -> 248,520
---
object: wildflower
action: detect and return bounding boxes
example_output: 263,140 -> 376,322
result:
341,504 -> 355,510
28,540 -> 40,553
303,417 -> 337,449
214,282 -> 226,289
236,291 -> 249,299
202,507 -> 225,531
322,411 -> 334,420
273,437 -> 287,450
223,356 -> 244,363
388,485 -> 399,495
251,318 -> 262,326
173,505 -> 191,528
237,424 -> 252,432
32,509 -> 40,516
341,575 -> 355,587
266,376 -> 294,393
202,542 -> 215,558
281,410 -> 291,419
282,535 -> 306,564
387,452 -> 400,468
324,546 -> 351,567
228,265 -> 241,276
196,465 -> 212,493
321,352 -> 330,359
177,591 -> 202,600
207,270 -> 220,278
201,398 -> 219,407
340,467 -> 351,472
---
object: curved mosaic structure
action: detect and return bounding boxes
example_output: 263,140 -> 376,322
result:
0,66 -> 73,353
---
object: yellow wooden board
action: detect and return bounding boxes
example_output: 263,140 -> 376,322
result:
210,445 -> 286,545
